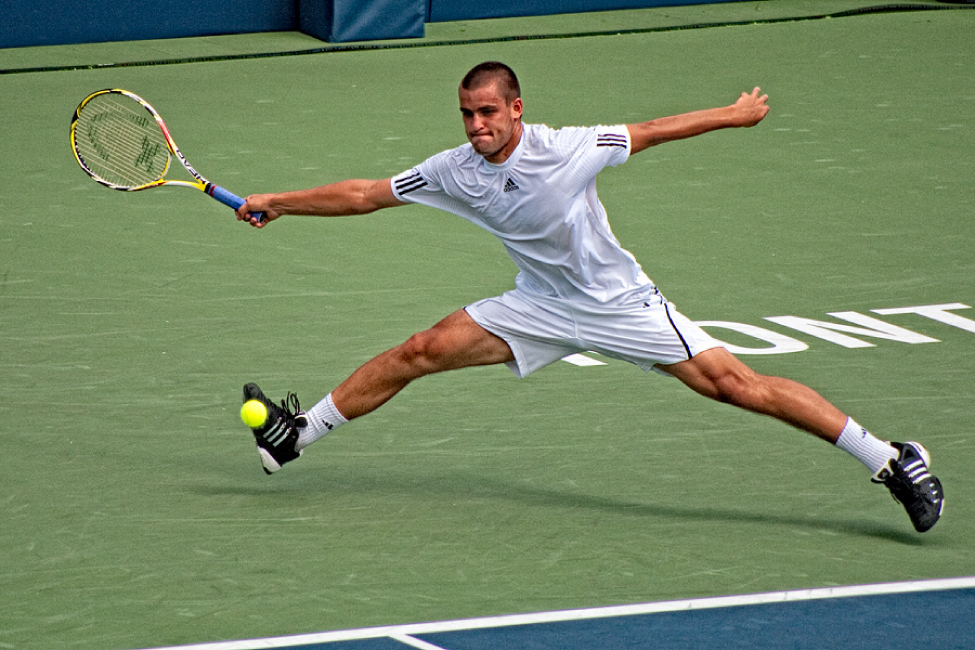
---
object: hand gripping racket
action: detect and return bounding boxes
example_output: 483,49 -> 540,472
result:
71,88 -> 264,222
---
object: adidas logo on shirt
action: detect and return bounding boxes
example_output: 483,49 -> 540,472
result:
503,177 -> 520,193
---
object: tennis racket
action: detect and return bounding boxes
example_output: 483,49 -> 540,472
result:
71,88 -> 263,222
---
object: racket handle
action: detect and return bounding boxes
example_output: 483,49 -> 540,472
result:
207,184 -> 265,223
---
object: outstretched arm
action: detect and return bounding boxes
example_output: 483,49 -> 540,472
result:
236,178 -> 405,228
627,87 -> 769,155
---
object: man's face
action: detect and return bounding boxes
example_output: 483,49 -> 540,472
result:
459,80 -> 523,164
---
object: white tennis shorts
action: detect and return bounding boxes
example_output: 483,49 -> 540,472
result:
465,289 -> 723,378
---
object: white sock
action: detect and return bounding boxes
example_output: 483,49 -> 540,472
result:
834,417 -> 899,474
296,393 -> 348,450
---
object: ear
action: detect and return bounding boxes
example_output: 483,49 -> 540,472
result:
511,97 -> 523,119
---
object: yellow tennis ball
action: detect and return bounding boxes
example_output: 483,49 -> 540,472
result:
240,400 -> 268,428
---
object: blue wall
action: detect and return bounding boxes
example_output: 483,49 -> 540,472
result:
298,0 -> 426,43
0,0 -> 732,48
1,0 -> 295,48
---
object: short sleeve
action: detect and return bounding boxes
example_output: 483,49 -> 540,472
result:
593,124 -> 631,167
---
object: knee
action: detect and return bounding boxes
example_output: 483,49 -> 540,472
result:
670,349 -> 778,412
712,370 -> 772,410
394,329 -> 444,373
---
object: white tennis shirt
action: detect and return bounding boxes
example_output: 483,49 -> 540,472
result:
390,123 -> 657,305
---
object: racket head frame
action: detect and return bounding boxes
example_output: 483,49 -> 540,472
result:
71,88 -> 259,218
71,88 -> 212,193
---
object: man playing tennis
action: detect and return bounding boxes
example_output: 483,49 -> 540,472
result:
236,61 -> 943,533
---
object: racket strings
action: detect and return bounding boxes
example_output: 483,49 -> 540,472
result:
73,94 -> 171,189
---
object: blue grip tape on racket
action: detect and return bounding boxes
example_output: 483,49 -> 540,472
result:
207,185 -> 266,223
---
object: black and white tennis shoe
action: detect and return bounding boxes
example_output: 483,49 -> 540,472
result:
242,382 -> 306,474
872,441 -> 944,532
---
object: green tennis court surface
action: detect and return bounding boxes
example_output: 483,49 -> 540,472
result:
2,3 -> 973,650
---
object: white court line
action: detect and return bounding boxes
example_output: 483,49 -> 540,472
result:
139,577 -> 975,650
561,352 -> 607,366
389,634 -> 452,650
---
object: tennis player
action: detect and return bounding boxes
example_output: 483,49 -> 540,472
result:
237,62 -> 943,532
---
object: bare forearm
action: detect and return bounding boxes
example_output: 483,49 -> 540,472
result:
628,87 -> 769,154
237,177 -> 402,227
630,106 -> 739,149
261,179 -> 392,217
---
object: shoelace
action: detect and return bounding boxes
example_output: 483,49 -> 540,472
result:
281,392 -> 302,420
261,393 -> 303,447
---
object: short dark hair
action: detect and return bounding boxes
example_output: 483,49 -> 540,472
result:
460,61 -> 521,104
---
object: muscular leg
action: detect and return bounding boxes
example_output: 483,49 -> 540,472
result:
658,347 -> 847,443
658,347 -> 945,532
331,309 -> 515,420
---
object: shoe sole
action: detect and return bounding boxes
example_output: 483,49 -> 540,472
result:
257,446 -> 282,474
